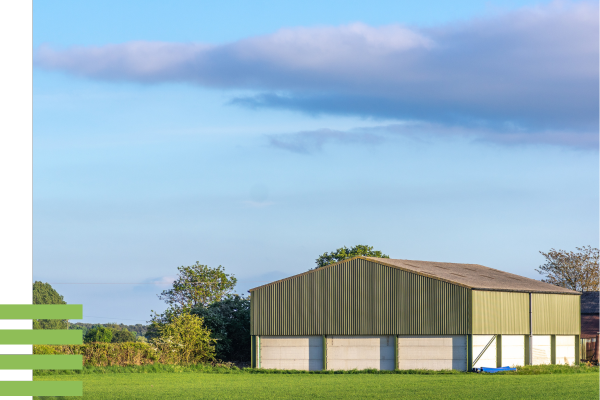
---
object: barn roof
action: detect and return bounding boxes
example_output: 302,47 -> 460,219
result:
367,258 -> 579,295
249,256 -> 580,295
581,291 -> 599,314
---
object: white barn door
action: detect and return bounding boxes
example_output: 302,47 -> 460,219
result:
260,336 -> 323,370
555,336 -> 575,365
398,335 -> 467,371
327,336 -> 395,371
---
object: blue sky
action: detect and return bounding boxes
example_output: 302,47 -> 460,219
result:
33,0 -> 599,324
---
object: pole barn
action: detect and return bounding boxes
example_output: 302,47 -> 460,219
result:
249,256 -> 580,371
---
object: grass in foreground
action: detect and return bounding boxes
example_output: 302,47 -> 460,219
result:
35,371 -> 599,399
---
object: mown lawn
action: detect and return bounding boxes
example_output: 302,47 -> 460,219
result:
35,372 -> 599,399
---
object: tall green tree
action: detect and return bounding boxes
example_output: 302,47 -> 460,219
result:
151,262 -> 237,325
32,281 -> 67,329
536,246 -> 599,292
314,245 -> 389,269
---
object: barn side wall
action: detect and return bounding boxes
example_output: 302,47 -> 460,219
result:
472,291 -> 529,334
532,293 -> 581,335
250,258 -> 469,336
471,291 -> 580,335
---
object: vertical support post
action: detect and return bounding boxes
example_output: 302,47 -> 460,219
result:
257,336 -> 260,368
524,335 -> 530,366
496,334 -> 502,368
467,334 -> 473,372
550,335 -> 556,365
251,335 -> 256,368
322,335 -> 327,371
528,292 -> 533,365
394,335 -> 399,371
595,334 -> 600,363
575,335 -> 580,365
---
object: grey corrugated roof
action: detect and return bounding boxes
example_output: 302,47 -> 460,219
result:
581,291 -> 599,314
367,257 -> 580,294
249,256 -> 580,294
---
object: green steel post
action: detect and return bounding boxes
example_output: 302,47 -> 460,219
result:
467,334 -> 473,372
395,335 -> 399,370
251,336 -> 256,368
322,335 -> 327,371
528,293 -> 533,366
496,335 -> 502,368
575,335 -> 580,365
467,289 -> 472,336
550,335 -> 556,365
524,335 -> 530,365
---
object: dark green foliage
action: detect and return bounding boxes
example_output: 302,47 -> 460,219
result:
315,245 -> 390,269
145,322 -> 161,341
191,295 -> 250,362
84,326 -> 114,343
32,281 -> 67,329
111,329 -> 137,343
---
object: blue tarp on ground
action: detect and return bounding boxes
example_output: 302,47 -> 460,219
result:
475,366 -> 517,373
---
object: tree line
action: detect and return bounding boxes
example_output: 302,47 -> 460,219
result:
70,322 -> 148,338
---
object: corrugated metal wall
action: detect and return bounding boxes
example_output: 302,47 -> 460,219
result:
532,294 -> 580,335
472,291 -> 529,334
251,258 -> 469,336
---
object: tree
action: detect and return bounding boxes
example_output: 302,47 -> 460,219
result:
154,262 -> 237,323
32,281 -> 67,330
314,245 -> 390,269
536,246 -> 599,292
111,329 -> 136,343
83,326 -> 113,343
191,295 -> 250,362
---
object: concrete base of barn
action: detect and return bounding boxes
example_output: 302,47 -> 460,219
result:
251,334 -> 578,371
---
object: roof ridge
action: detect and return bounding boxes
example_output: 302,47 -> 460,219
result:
248,256 -> 580,294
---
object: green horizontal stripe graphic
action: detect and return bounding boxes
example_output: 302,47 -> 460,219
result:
0,381 -> 82,396
0,304 -> 83,320
0,354 -> 83,370
0,329 -> 83,344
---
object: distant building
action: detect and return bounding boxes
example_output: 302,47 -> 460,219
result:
249,256 -> 581,371
580,291 -> 599,339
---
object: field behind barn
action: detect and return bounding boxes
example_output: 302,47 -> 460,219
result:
35,371 -> 598,399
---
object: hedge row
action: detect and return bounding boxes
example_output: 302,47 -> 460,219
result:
34,343 -> 171,366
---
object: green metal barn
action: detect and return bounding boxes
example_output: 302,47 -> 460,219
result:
249,256 -> 580,371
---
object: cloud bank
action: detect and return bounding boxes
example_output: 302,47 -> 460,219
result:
35,2 -> 598,142
268,122 -> 598,154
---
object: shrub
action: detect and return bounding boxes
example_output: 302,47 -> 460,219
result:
154,313 -> 216,365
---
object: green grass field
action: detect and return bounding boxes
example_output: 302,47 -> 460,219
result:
35,372 -> 599,399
